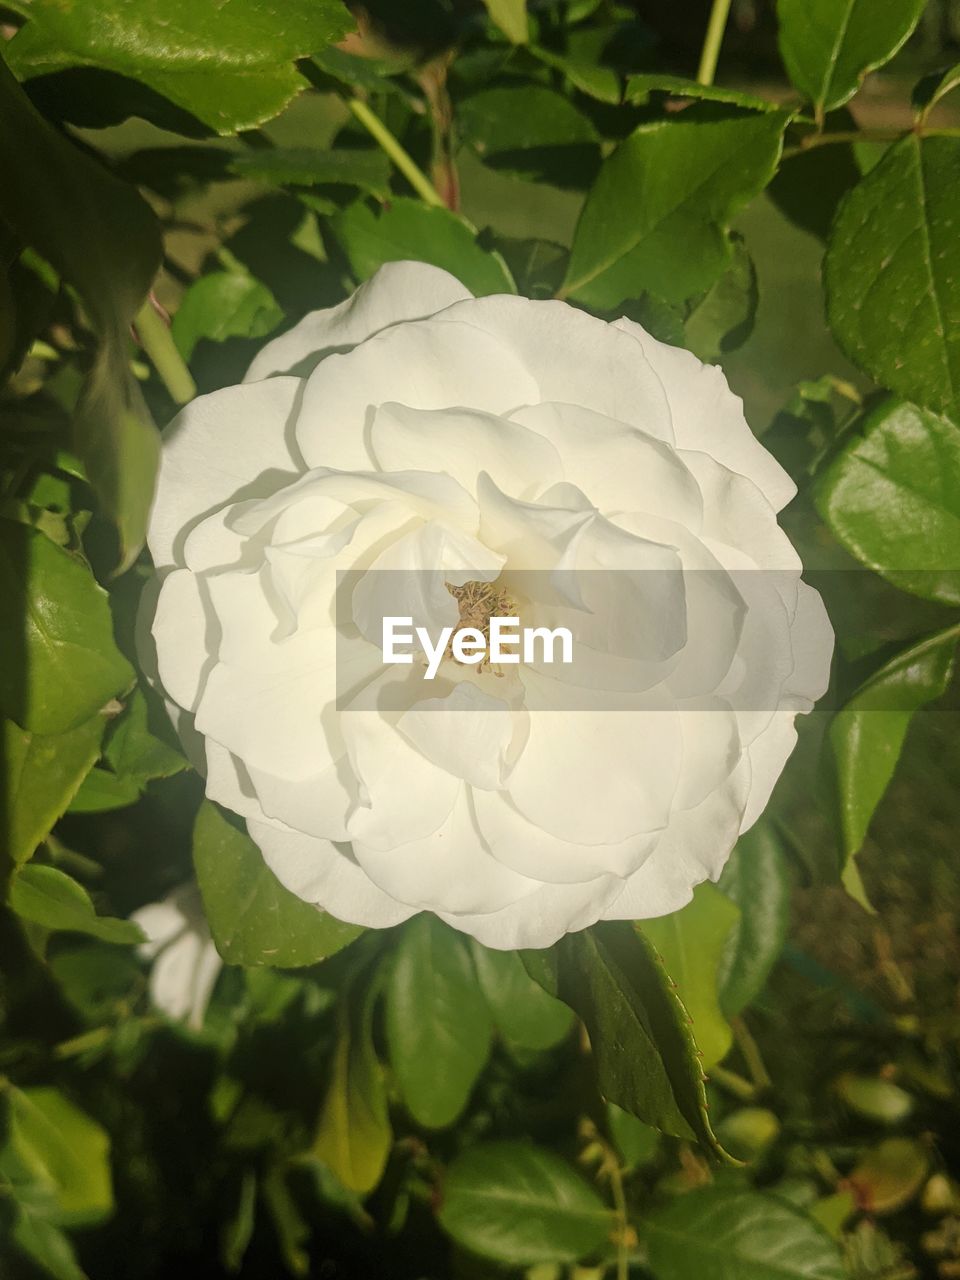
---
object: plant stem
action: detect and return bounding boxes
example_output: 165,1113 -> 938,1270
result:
346,98 -> 445,208
696,0 -> 733,86
732,1015 -> 772,1092
134,297 -> 196,404
783,125 -> 960,158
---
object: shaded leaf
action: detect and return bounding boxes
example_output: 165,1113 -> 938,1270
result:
825,136 -> 960,420
777,0 -> 926,117
313,981 -> 391,1195
438,1140 -> 612,1265
8,864 -> 144,945
645,1187 -> 844,1280
684,234 -> 758,362
0,520 -> 134,734
229,148 -> 392,197
193,801 -> 362,968
3,716 -> 104,865
626,74 -> 775,111
103,688 -> 186,784
330,198 -> 516,297
562,108 -> 788,309
482,0 -> 528,44
641,883 -> 739,1070
523,922 -> 729,1157
172,271 -> 283,361
829,627 -> 957,893
815,399 -> 960,605
5,0 -> 354,135
470,942 -> 574,1051
2,1084 -> 113,1226
68,766 -> 142,814
387,916 -> 492,1128
717,824 -> 792,1017
0,56 -> 161,565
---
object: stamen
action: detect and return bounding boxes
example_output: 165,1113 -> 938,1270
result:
445,579 -> 516,673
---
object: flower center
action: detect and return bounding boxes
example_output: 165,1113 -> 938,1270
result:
445,579 -> 517,673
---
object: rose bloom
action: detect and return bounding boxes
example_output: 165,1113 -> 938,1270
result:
145,261 -> 832,950
131,884 -> 221,1029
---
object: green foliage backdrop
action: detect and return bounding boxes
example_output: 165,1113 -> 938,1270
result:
1,1 -> 959,1277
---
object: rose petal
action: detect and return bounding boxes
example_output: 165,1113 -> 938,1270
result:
148,377 -> 301,569
244,261 -> 472,382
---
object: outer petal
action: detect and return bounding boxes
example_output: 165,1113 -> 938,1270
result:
613,318 -> 796,512
152,570 -> 215,713
244,261 -> 473,382
248,818 -> 417,929
438,872 -> 624,951
149,377 -> 302,568
434,295 -> 674,441
602,755 -> 752,921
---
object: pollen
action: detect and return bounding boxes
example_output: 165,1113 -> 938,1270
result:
445,579 -> 517,672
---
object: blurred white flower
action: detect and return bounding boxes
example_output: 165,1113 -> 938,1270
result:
132,884 -> 222,1029
144,261 -> 833,950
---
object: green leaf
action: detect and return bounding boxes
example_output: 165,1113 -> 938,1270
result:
684,234 -> 758,362
470,942 -> 574,1050
0,520 -> 134,734
438,1141 -> 612,1266
626,74 -> 776,112
481,0 -> 528,45
530,46 -> 620,104
3,716 -> 104,865
229,148 -> 392,197
313,981 -> 391,1195
815,399 -> 960,605
2,1084 -> 113,1226
913,63 -> 960,121
829,627 -> 957,891
459,86 -> 599,153
103,688 -> 186,784
777,0 -> 926,118
171,271 -> 283,361
605,1103 -> 660,1171
523,922 -> 729,1157
645,1187 -> 844,1280
330,198 -> 516,298
562,109 -> 789,309
717,824 -> 792,1017
386,916 -> 493,1128
8,864 -> 144,945
0,57 -> 162,566
5,0 -> 354,135
640,883 -> 740,1070
68,766 -> 143,814
9,1209 -> 88,1280
825,136 -> 960,420
192,801 -> 362,968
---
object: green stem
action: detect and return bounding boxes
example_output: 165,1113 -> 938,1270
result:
135,298 -> 196,404
783,125 -> 960,158
696,0 -> 733,86
731,1015 -> 772,1092
346,98 -> 445,208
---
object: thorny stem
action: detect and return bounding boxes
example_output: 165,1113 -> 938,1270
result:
134,295 -> 196,405
345,97 -> 446,208
696,0 -> 733,87
417,55 -> 461,211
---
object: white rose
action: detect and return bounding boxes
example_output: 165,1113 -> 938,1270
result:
145,261 -> 832,951
131,884 -> 222,1029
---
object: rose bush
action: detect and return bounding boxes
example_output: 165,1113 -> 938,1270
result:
145,260 -> 832,950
